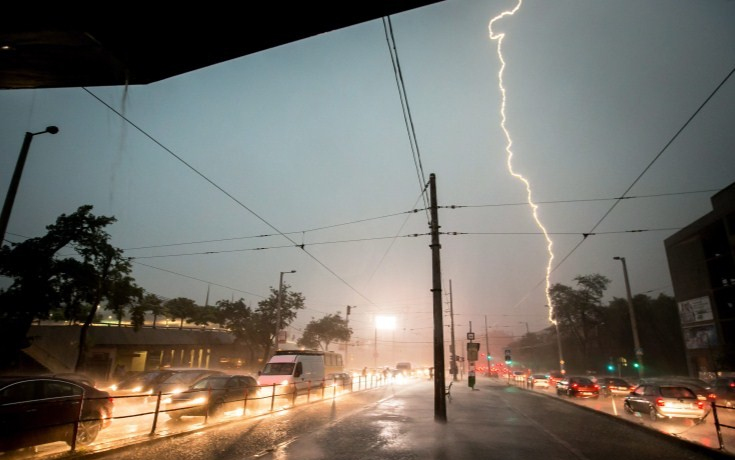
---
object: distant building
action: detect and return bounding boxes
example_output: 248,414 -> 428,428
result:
19,324 -> 253,384
665,182 -> 735,378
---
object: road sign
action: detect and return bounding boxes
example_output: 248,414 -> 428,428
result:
467,342 -> 480,362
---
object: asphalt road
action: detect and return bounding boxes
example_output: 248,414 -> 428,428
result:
30,377 -> 734,460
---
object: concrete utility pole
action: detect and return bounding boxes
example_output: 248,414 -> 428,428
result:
449,279 -> 458,381
429,173 -> 447,422
346,305 -> 355,368
485,315 -> 491,375
274,270 -> 296,353
614,256 -> 643,376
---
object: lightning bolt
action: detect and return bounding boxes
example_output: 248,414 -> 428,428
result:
489,0 -> 556,325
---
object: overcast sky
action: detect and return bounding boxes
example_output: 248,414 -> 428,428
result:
2,0 -> 734,366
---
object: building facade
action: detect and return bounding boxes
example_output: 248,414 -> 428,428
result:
665,183 -> 735,377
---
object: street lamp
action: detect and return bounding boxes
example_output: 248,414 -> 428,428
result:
0,126 -> 59,245
274,270 -> 296,352
614,256 -> 643,376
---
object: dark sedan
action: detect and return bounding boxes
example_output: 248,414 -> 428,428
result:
0,375 -> 114,452
165,374 -> 258,420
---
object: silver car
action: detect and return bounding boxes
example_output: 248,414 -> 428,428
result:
624,383 -> 707,421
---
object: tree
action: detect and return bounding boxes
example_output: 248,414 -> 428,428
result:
215,299 -> 261,365
164,297 -> 197,329
139,293 -> 166,329
0,205 -> 136,371
106,273 -> 144,327
549,274 -> 609,371
255,283 -> 305,359
298,313 -> 351,351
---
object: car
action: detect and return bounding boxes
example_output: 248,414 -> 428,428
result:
556,376 -> 599,398
105,369 -> 178,401
597,377 -> 634,397
548,371 -> 565,387
0,375 -> 114,452
154,368 -> 226,398
712,376 -> 735,407
164,374 -> 258,420
527,374 -> 550,389
624,382 -> 707,422
327,372 -> 353,389
638,377 -> 715,403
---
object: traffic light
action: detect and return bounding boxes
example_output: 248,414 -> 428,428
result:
487,354 -> 492,361
607,363 -> 615,372
504,348 -> 511,364
632,362 -> 640,369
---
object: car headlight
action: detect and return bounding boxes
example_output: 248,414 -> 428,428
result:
191,396 -> 207,405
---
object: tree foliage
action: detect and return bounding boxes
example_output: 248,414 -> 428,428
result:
255,283 -> 305,358
508,274 -> 687,377
549,274 -> 609,370
164,297 -> 198,329
0,205 -> 139,371
298,313 -> 352,351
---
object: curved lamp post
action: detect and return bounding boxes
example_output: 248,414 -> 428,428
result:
0,126 -> 59,244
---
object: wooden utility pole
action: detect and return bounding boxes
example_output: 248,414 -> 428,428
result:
430,173 -> 447,422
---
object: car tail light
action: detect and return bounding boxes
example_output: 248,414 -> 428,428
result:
697,400 -> 705,409
730,382 -> 735,388
656,397 -> 665,407
594,384 -> 600,390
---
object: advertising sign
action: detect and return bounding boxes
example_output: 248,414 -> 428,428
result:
678,296 -> 713,324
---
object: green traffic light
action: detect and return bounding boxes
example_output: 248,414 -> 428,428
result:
632,362 -> 640,368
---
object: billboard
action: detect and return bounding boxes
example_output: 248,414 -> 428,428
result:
678,296 -> 713,325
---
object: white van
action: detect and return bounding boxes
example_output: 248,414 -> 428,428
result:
257,350 -> 327,395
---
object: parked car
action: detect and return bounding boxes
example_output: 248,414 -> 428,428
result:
713,376 -> 735,407
527,374 -> 550,389
0,375 -> 114,452
556,376 -> 599,398
165,374 -> 258,420
624,382 -> 707,422
597,377 -> 634,397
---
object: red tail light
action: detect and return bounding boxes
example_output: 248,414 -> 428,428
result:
594,384 -> 599,390
571,383 -> 578,389
729,382 -> 735,388
656,397 -> 665,407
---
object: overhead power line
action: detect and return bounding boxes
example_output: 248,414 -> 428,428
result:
82,87 -> 378,307
116,189 -> 712,253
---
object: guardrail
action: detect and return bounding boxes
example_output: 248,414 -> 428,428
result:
3,373 -> 403,457
711,401 -> 735,451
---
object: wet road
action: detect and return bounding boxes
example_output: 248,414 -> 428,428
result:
44,378 -> 735,460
